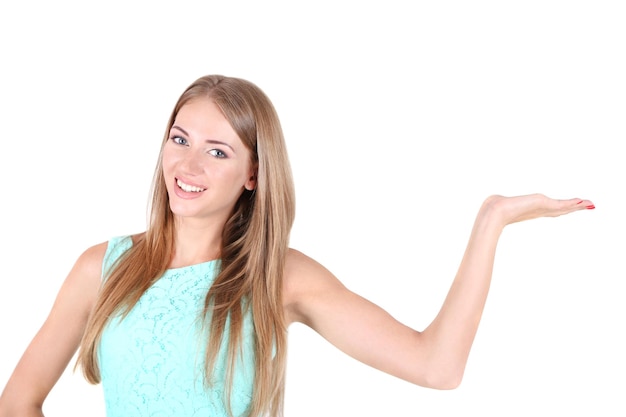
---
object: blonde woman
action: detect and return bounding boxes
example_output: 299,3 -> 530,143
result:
0,75 -> 595,417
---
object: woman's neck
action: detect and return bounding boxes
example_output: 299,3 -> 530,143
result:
169,217 -> 224,268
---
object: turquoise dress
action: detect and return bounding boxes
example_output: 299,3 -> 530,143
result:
98,236 -> 255,417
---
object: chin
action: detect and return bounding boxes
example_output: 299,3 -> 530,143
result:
168,202 -> 201,218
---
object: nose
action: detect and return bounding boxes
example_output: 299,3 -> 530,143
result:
180,148 -> 205,174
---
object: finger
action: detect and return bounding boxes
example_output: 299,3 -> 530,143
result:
573,198 -> 595,210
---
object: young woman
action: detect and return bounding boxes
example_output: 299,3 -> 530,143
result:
0,74 -> 595,417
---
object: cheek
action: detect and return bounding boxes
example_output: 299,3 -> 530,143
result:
212,167 -> 239,184
213,166 -> 251,190
160,150 -> 177,178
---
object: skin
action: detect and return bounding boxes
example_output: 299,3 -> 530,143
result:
0,98 -> 594,416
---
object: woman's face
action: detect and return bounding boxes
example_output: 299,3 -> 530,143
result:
161,98 -> 256,223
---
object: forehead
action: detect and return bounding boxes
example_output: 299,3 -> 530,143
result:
173,99 -> 240,142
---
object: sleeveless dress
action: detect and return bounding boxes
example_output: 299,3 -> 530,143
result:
98,236 -> 255,417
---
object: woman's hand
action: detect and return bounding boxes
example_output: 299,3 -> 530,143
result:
482,193 -> 595,229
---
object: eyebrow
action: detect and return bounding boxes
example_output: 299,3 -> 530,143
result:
171,125 -> 235,152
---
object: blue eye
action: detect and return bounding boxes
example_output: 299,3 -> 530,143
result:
171,136 -> 188,146
209,149 -> 227,158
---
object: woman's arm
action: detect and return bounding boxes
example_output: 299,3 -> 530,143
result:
0,242 -> 106,417
284,194 -> 594,389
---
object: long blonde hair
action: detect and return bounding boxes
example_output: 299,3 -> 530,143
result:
77,75 -> 296,417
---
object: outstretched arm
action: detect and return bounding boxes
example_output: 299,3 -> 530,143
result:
418,194 -> 593,387
284,194 -> 594,389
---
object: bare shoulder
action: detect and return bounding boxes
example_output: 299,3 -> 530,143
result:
57,240 -> 110,313
284,248 -> 345,290
69,241 -> 109,285
75,241 -> 108,273
283,248 -> 347,325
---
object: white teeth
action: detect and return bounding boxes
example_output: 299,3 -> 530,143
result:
177,179 -> 205,193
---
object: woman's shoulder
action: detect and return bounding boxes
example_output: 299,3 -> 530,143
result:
76,233 -> 145,278
283,248 -> 346,323
75,241 -> 109,272
284,248 -> 331,282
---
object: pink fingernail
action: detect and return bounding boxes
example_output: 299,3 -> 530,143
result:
577,200 -> 583,205
586,205 -> 595,210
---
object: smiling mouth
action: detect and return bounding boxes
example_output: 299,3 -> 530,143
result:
176,179 -> 206,193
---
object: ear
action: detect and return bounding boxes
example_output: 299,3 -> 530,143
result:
244,167 -> 257,191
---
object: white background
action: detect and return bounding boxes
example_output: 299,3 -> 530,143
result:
1,1 -> 624,416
